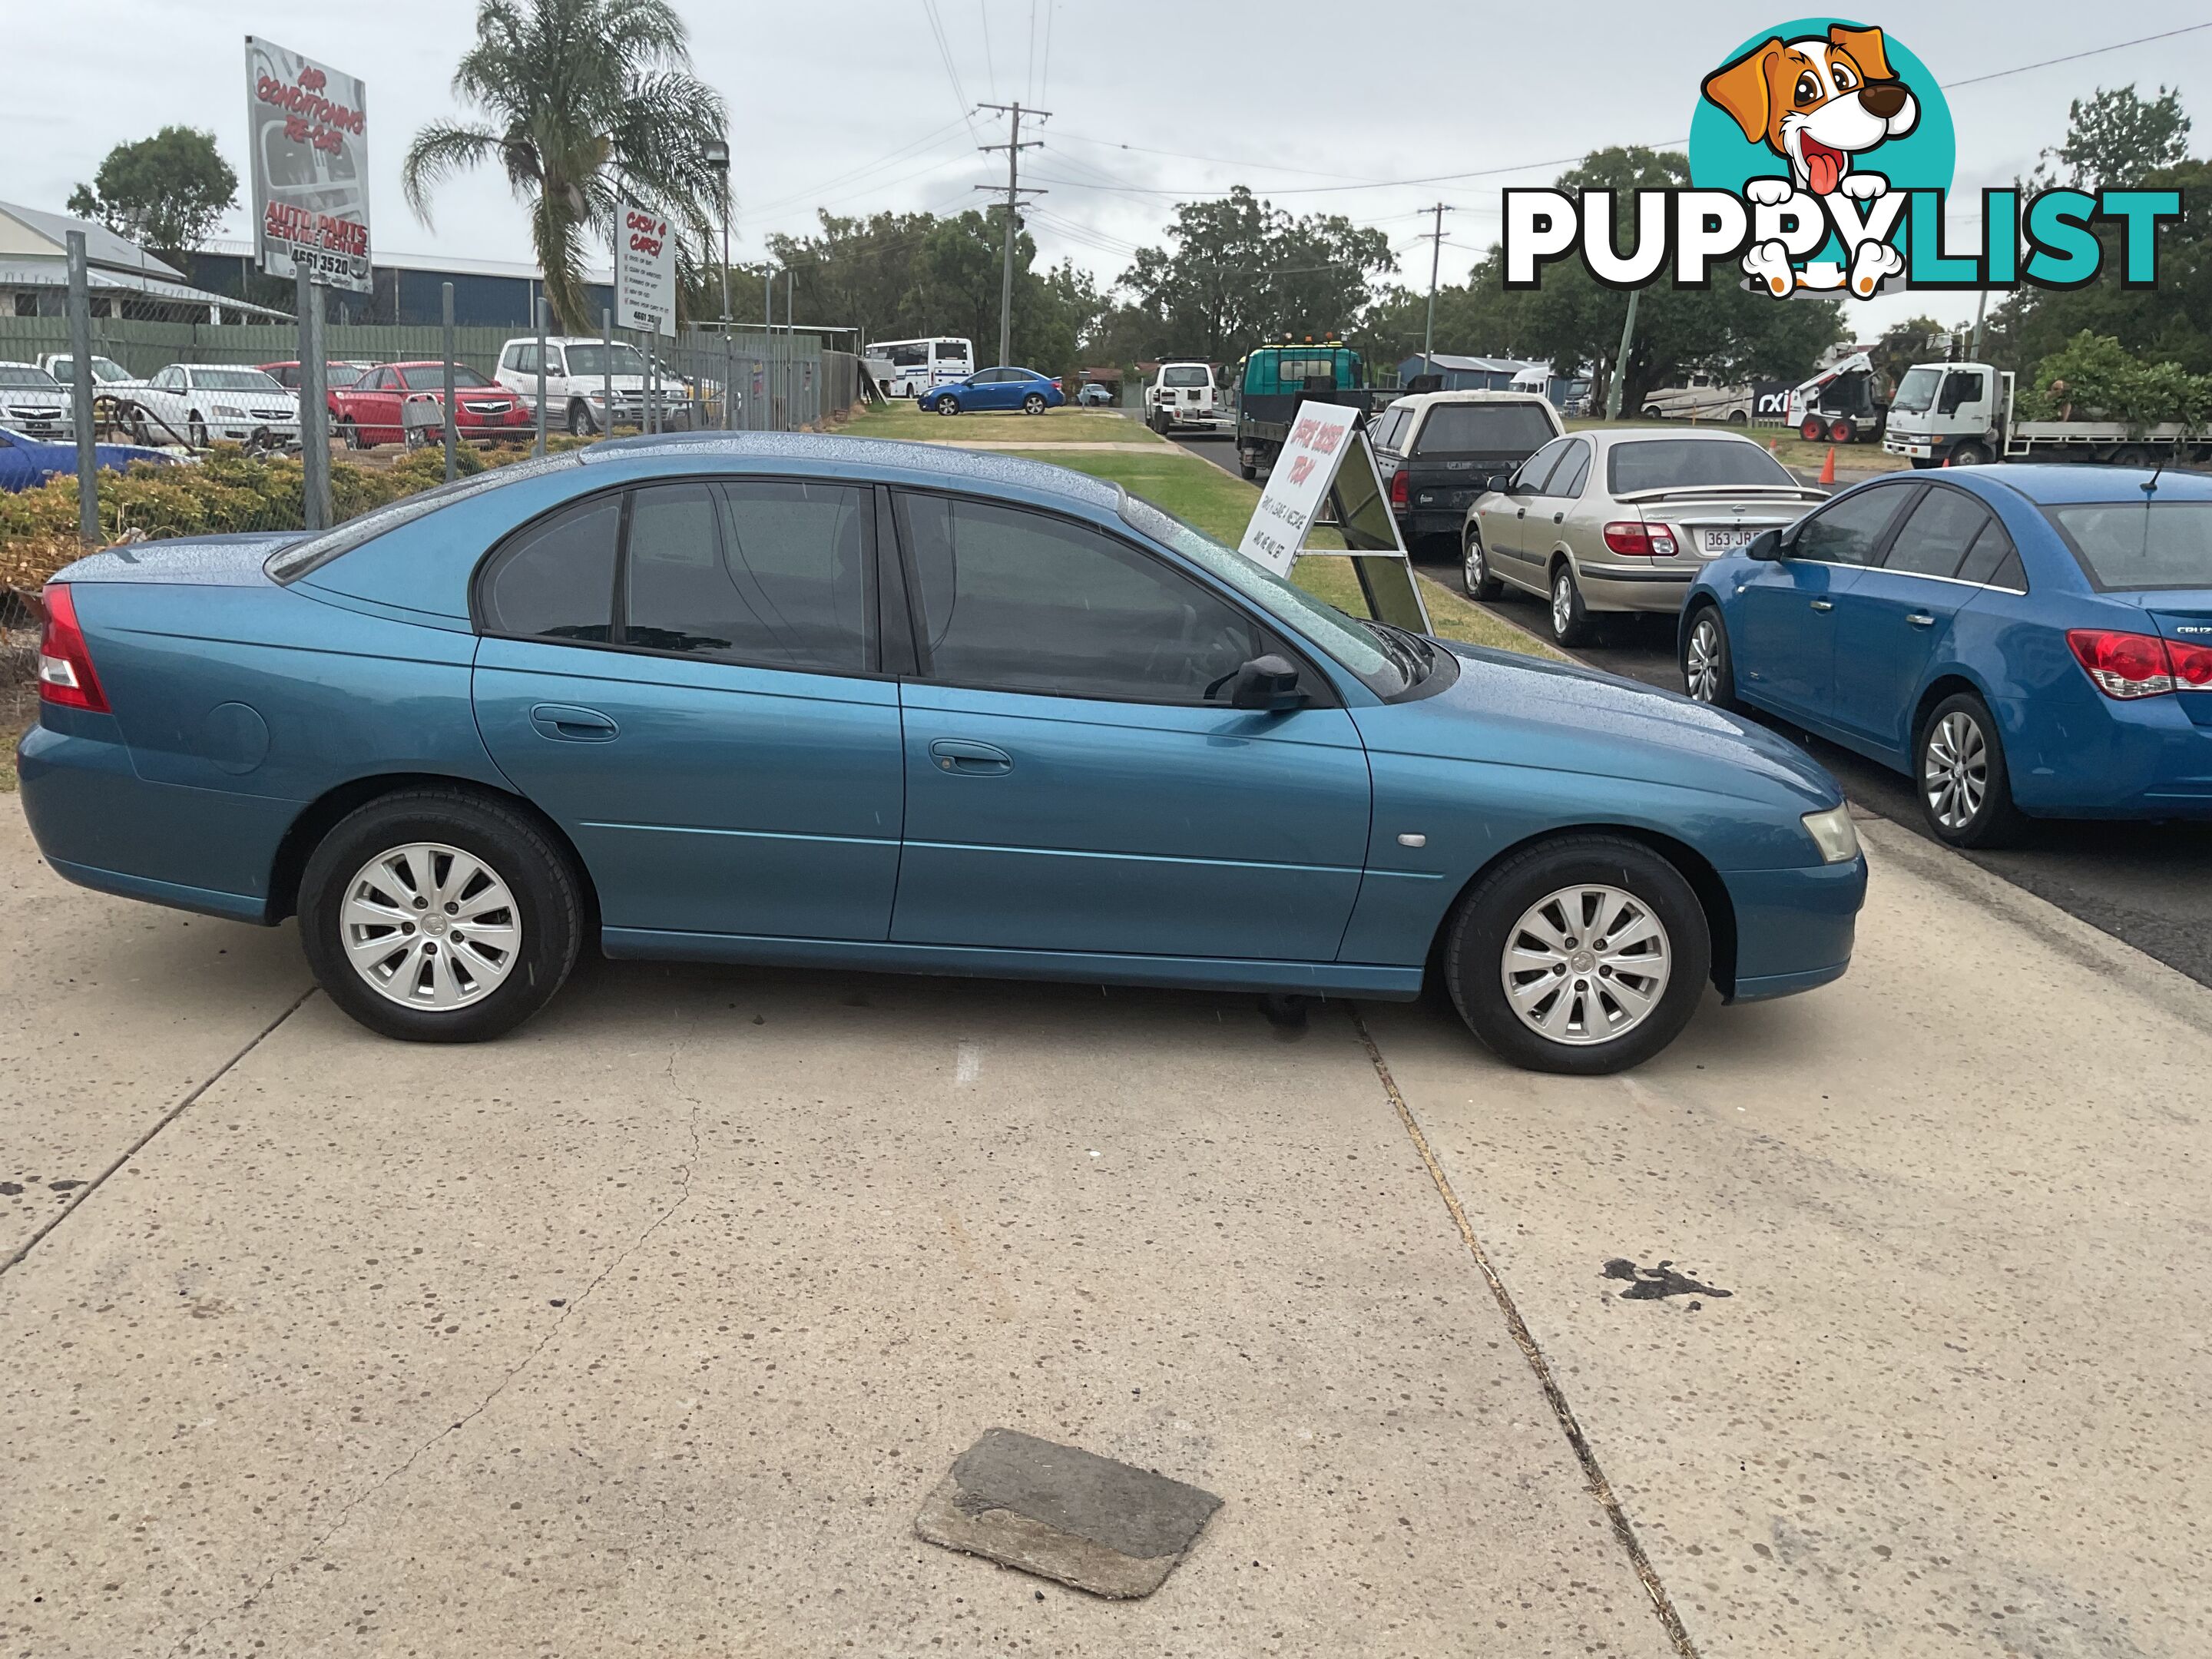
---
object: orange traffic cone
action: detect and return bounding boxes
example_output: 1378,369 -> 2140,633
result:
1940,453 -> 1950,467
1818,446 -> 1836,486
1767,437 -> 1780,455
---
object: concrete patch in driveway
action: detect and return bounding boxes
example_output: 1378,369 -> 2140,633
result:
915,1426 -> 1222,1597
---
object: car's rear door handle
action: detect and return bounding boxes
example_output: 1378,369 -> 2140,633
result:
928,737 -> 1013,775
1810,598 -> 1833,612
1906,611 -> 1936,628
528,702 -> 619,742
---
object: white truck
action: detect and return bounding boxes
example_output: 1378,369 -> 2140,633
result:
37,353 -> 148,396
494,336 -> 711,437
1144,361 -> 1230,435
1882,359 -> 2211,469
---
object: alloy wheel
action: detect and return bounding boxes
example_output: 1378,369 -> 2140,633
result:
1923,711 -> 1988,830
340,842 -> 522,1011
937,397 -> 959,416
1551,572 -> 1574,636
1685,615 -> 1723,702
1023,393 -> 1046,414
1498,884 -> 1673,1047
1465,535 -> 1486,591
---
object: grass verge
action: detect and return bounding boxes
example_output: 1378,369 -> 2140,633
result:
836,399 -> 1161,445
1017,447 -> 1566,662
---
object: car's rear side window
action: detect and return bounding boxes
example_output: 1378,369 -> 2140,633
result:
1881,487 -> 1993,579
624,480 -> 871,671
897,493 -> 1263,704
481,494 -> 621,643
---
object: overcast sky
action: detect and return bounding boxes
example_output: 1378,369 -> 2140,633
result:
3,1 -> 2205,342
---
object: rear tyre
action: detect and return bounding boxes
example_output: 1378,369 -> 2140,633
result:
1727,409 -> 1748,425
339,416 -> 363,450
1463,525 -> 1502,598
299,788 -> 583,1043
1549,563 -> 1593,648
1023,392 -> 1048,416
1916,692 -> 2024,849
1641,405 -> 1663,421
1443,834 -> 1711,1075
1237,452 -> 1257,480
1829,418 -> 1855,445
1681,604 -> 1737,710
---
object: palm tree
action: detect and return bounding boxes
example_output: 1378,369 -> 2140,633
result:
402,0 -> 728,332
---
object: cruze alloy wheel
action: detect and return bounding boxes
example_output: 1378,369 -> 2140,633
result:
1916,692 -> 2022,848
1682,609 -> 1734,707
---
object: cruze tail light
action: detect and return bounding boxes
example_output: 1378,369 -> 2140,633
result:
1602,519 -> 1678,557
37,584 -> 109,713
2065,628 -> 2212,699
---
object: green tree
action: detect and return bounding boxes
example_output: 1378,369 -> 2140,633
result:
1120,187 -> 1396,361
400,0 -> 728,332
2040,84 -> 2190,189
66,127 -> 237,263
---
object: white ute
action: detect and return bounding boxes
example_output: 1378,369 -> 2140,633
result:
1145,361 -> 1229,435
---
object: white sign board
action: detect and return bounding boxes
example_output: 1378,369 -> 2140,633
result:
244,36 -> 372,292
615,200 -> 677,337
1237,402 -> 1361,576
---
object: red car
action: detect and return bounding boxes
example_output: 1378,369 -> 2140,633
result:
329,362 -> 534,448
259,361 -> 376,422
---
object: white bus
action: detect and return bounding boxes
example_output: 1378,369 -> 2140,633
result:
866,336 -> 975,399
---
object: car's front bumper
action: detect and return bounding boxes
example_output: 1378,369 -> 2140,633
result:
1718,856 -> 1866,1002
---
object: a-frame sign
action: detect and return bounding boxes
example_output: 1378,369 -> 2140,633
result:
1235,401 -> 1431,633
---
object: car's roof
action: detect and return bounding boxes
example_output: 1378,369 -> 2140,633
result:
1590,426 -> 1772,447
1389,389 -> 1555,410
1947,463 -> 2212,506
583,430 -> 1121,508
0,359 -> 52,372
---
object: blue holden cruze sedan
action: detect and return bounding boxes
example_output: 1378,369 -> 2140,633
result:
926,366 -> 1065,416
18,434 -> 1865,1074
1679,465 -> 2212,848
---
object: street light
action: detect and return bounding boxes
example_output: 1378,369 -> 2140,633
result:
703,138 -> 733,431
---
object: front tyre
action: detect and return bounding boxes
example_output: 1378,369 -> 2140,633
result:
1444,835 -> 1711,1075
935,395 -> 960,416
1681,604 -> 1737,709
1463,525 -> 1502,598
300,788 -> 583,1042
1916,692 -> 2023,848
1549,563 -> 1592,647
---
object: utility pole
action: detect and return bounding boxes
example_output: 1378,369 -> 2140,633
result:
1605,289 -> 1641,421
977,100 -> 1049,368
1419,203 -> 1452,379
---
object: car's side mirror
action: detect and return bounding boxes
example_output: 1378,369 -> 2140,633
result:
1745,528 -> 1784,561
1224,653 -> 1305,711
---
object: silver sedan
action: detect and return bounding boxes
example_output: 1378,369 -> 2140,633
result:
1463,428 -> 1826,647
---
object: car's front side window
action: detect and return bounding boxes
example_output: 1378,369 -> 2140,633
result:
1882,487 -> 1994,579
1792,486 -> 1909,566
898,493 -> 1267,704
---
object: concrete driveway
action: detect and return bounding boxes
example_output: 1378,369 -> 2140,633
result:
3,794 -> 2208,1658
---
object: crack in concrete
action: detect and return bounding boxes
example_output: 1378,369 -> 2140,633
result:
1348,1005 -> 1702,1659
164,1002 -> 708,1657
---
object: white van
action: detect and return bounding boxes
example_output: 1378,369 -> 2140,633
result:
494,336 -> 702,436
865,336 -> 975,399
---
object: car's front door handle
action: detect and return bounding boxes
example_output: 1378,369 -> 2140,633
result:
1515,508 -> 1528,519
1906,611 -> 1936,628
1810,598 -> 1833,612
1551,512 -> 1565,523
528,703 -> 619,742
928,738 -> 1013,775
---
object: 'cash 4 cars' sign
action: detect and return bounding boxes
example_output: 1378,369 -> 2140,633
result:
1502,18 -> 2182,300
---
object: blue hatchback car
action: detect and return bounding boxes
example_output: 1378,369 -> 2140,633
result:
1680,465 -> 2212,846
19,435 -> 1865,1072
925,366 -> 1065,416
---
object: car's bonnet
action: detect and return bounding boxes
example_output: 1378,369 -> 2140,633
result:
1361,643 -> 1840,810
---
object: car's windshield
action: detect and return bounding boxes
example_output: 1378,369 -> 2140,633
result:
1890,366 -> 1941,415
1415,402 -> 1558,455
2049,501 -> 2212,591
1608,439 -> 1796,493
398,364 -> 493,389
194,369 -> 285,392
1118,492 -> 1411,699
562,343 -> 648,378
0,367 -> 59,390
1161,366 -> 1210,388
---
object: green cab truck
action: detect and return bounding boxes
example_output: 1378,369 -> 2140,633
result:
1233,339 -> 1392,479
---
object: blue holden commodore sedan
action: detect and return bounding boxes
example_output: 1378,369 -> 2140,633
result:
1679,465 -> 2212,848
18,434 -> 1865,1074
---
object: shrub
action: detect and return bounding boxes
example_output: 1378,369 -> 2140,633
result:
2015,331 -> 2212,430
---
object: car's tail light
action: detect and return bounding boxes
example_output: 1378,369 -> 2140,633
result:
1389,467 -> 1409,510
37,584 -> 108,712
2064,628 -> 2212,699
1603,520 -> 1678,557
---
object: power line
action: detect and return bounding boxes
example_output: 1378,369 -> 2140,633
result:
1944,22 -> 2212,89
978,0 -> 996,98
919,0 -> 978,137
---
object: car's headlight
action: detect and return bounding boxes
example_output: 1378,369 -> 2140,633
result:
1800,803 -> 1860,864
213,404 -> 244,418
588,392 -> 608,402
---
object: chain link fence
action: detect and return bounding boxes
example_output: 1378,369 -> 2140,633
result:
2,270 -> 864,604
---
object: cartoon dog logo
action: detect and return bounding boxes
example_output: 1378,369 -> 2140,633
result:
1702,23 -> 1919,297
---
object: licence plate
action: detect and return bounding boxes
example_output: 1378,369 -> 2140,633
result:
1702,528 -> 1757,554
